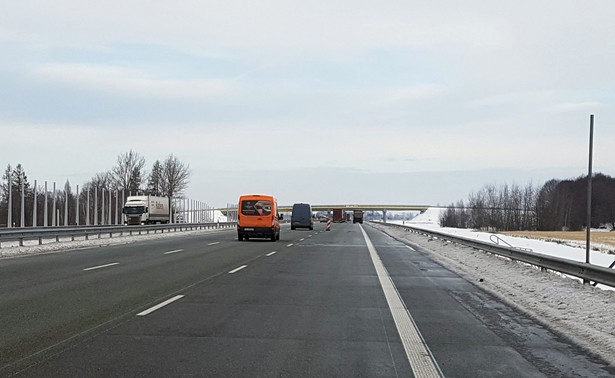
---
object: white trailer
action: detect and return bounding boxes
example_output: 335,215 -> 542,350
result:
122,196 -> 170,225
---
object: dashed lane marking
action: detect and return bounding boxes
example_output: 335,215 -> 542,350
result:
137,295 -> 185,316
83,262 -> 119,271
228,265 -> 248,274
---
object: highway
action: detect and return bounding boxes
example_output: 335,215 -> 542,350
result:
0,223 -> 612,377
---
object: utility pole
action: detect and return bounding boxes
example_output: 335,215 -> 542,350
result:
585,114 -> 594,284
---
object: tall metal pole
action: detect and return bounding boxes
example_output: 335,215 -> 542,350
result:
33,180 -> 37,227
20,173 -> 25,227
101,189 -> 105,225
76,185 -> 79,226
94,188 -> 98,226
108,189 -> 112,225
7,169 -> 12,228
86,187 -> 90,226
52,182 -> 57,227
586,114 -> 594,273
64,183 -> 68,226
44,181 -> 48,227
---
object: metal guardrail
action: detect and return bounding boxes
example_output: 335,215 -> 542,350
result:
0,222 -> 237,248
378,222 -> 615,288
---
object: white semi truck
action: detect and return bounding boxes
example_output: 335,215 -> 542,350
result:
122,196 -> 170,225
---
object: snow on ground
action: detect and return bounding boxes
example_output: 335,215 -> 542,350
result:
397,208 -> 615,268
0,226 -> 234,258
372,208 -> 615,366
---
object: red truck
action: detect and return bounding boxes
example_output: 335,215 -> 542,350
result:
332,209 -> 345,223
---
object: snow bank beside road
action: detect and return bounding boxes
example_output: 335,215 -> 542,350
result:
370,221 -> 615,366
0,227 -> 234,258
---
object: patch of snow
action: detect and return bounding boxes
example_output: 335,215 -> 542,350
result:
0,226 -> 234,258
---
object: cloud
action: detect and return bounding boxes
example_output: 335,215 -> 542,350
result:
29,63 -> 239,100
548,102 -> 604,113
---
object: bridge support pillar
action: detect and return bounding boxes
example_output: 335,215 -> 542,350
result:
382,209 -> 387,223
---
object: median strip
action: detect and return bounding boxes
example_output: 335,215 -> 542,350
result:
228,265 -> 247,274
83,262 -> 119,271
137,295 -> 185,316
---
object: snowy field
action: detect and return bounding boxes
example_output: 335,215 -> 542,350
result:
372,208 -> 615,366
393,208 -> 615,269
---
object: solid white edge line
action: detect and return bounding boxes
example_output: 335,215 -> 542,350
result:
266,251 -> 277,256
137,295 -> 185,316
359,225 -> 442,378
406,245 -> 415,251
83,262 -> 119,271
164,249 -> 183,255
208,242 -> 220,246
228,265 -> 248,274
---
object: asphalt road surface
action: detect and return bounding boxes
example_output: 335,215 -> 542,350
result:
1,222 -> 613,377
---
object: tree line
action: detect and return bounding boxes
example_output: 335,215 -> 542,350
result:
440,173 -> 615,231
0,151 -> 190,227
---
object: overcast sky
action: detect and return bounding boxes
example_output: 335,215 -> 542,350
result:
2,1 -> 614,207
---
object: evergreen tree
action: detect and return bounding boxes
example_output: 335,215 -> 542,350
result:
147,160 -> 163,196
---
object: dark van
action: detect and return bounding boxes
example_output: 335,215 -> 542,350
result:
291,203 -> 313,230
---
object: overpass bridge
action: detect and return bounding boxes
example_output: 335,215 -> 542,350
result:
220,205 -> 430,222
277,205 -> 430,212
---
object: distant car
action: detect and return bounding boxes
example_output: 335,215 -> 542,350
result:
319,216 -> 329,223
291,203 -> 313,230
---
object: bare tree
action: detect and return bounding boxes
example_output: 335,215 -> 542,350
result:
111,150 -> 146,195
161,154 -> 191,198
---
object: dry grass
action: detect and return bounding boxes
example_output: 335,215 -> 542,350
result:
501,230 -> 615,248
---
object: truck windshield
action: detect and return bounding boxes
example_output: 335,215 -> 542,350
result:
124,206 -> 145,214
241,200 -> 272,216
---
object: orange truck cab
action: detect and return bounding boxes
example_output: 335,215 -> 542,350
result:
237,194 -> 281,241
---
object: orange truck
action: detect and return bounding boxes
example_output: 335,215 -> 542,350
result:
237,194 -> 281,241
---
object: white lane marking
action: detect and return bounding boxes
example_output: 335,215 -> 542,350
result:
359,225 -> 442,378
83,262 -> 119,271
300,238 -> 305,241
286,243 -> 294,247
228,265 -> 248,274
406,245 -> 415,251
208,242 -> 220,246
164,249 -> 183,255
266,251 -> 277,256
137,295 -> 185,316
308,235 -> 313,238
